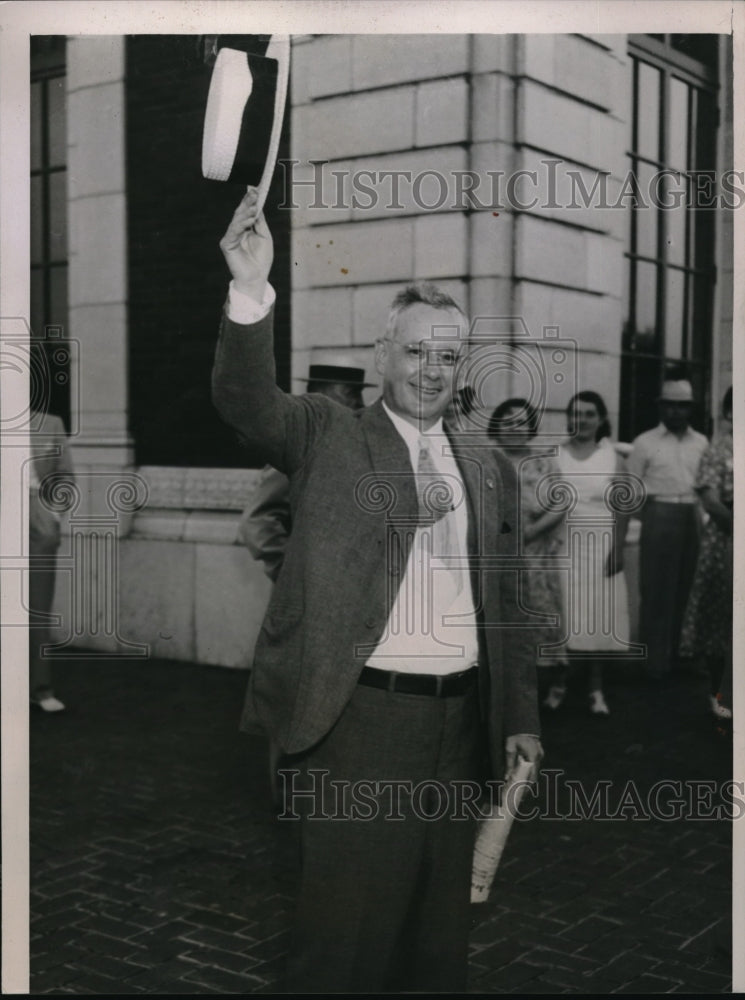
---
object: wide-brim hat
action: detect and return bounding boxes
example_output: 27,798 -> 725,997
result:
659,379 -> 694,403
299,364 -> 377,388
202,35 -> 290,214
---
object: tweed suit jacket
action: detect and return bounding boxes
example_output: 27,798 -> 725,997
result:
212,308 -> 540,778
237,464 -> 291,583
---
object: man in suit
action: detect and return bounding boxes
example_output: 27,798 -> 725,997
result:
212,189 -> 543,993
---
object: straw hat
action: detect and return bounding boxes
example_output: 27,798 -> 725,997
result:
202,36 -> 290,215
658,379 -> 694,403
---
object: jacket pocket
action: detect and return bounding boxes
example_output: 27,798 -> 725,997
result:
261,602 -> 304,642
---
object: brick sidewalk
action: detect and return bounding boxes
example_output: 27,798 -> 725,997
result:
29,656 -> 732,993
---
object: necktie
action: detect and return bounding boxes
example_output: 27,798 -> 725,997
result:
416,438 -> 463,594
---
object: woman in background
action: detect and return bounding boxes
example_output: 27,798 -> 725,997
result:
679,387 -> 733,721
489,399 -> 568,691
552,391 -> 632,715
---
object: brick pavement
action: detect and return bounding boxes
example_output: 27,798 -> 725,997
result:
28,656 -> 732,993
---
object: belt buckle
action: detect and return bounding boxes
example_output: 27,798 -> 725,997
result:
435,675 -> 444,697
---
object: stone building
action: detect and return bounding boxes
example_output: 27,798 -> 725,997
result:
31,32 -> 734,666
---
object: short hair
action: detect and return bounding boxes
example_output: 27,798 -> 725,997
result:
385,282 -> 467,341
454,385 -> 477,417
722,386 -> 733,418
488,397 -> 540,440
566,390 -> 611,441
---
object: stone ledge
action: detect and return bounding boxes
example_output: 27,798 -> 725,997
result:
139,466 -> 263,512
132,510 -> 242,546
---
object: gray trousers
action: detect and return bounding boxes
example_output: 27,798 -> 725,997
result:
284,680 -> 482,993
639,501 -> 699,676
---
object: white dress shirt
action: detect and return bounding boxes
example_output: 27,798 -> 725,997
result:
627,423 -> 708,502
228,280 -> 276,323
364,404 -> 479,675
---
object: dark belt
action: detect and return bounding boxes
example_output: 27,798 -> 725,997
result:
358,665 -> 478,698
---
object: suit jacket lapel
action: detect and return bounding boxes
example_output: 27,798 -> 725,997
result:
360,404 -> 502,587
360,399 -> 419,523
359,401 -> 420,619
445,427 -> 487,554
446,427 -> 503,612
360,404 -> 501,544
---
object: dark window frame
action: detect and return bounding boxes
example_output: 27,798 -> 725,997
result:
621,34 -> 720,440
30,36 -> 69,427
125,35 -> 292,469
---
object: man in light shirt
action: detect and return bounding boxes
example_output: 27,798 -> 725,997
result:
627,379 -> 708,680
212,189 -> 543,993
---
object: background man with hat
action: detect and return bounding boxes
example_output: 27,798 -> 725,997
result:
627,377 -> 708,680
212,188 -> 542,993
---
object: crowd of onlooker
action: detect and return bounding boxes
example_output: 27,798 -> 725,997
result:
482,378 -> 733,721
237,363 -> 733,724
29,372 -> 733,727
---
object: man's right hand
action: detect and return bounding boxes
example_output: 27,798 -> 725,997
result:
219,188 -> 274,300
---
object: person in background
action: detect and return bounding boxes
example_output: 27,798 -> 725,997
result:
237,363 -> 371,802
444,384 -> 478,430
679,387 -> 733,720
29,409 -> 75,713
488,398 -> 568,697
626,379 -> 708,681
553,391 -> 632,715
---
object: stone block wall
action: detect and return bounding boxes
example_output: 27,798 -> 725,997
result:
290,33 -> 631,438
512,34 -> 630,438
288,34 -> 480,392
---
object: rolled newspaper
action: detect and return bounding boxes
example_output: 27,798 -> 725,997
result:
471,755 -> 535,903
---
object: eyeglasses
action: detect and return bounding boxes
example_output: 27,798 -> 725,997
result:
384,338 -> 460,367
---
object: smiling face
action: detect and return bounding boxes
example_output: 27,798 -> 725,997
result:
568,399 -> 601,442
375,303 -> 466,429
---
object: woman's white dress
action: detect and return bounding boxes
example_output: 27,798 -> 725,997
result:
555,440 -> 631,654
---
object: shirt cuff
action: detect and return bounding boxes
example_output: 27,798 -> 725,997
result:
227,280 -> 276,324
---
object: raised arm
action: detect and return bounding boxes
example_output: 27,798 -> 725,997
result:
212,190 -> 330,473
219,188 -> 274,301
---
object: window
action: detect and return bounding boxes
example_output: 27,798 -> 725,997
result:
621,34 -> 720,439
30,36 -> 69,427
126,36 -> 291,468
